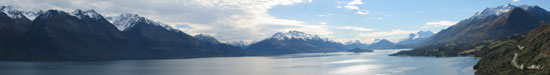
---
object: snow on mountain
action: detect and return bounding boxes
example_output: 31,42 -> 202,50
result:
106,14 -> 176,31
0,6 -> 37,20
411,31 -> 434,39
194,34 -> 220,44
70,9 -> 103,20
0,6 -> 23,19
226,40 -> 250,49
271,30 -> 328,41
470,3 -> 533,20
22,12 -> 38,21
397,31 -> 434,45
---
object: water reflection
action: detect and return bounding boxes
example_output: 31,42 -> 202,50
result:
329,59 -> 373,64
331,64 -> 384,75
0,49 -> 479,75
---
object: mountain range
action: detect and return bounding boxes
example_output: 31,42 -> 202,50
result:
3,6 -> 392,61
385,4 -> 550,74
391,4 -> 550,57
244,31 -> 348,55
422,4 -> 549,45
0,6 -> 243,61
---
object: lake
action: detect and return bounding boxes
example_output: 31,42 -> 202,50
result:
0,49 -> 479,75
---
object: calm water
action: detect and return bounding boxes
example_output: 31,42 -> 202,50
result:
0,49 -> 479,75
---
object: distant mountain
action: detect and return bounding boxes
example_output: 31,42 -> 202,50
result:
393,31 -> 434,48
245,31 -> 348,55
0,7 -> 244,61
344,40 -> 368,49
226,40 -> 250,49
367,39 -> 396,49
392,7 -> 545,56
397,31 -> 434,45
270,30 -> 327,40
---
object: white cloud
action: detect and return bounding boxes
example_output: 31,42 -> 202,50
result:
356,11 -> 368,14
334,26 -> 375,31
347,0 -> 363,5
344,5 -> 360,10
318,14 -> 332,17
339,0 -> 367,15
512,0 -> 520,2
421,21 -> 457,28
359,30 -> 417,38
320,22 -> 328,25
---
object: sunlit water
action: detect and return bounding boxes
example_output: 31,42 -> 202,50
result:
0,49 -> 479,75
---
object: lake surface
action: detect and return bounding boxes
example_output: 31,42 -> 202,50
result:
0,49 -> 479,75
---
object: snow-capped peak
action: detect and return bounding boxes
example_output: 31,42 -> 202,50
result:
400,31 -> 434,42
471,4 -> 533,20
271,30 -> 327,40
106,13 -> 176,31
70,9 -> 103,20
195,34 -> 216,40
225,40 -> 251,49
0,6 -> 37,20
194,34 -> 220,44
410,31 -> 434,39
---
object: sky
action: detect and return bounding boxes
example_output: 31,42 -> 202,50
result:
1,0 -> 549,43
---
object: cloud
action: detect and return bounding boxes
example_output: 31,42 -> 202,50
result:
318,14 -> 332,17
347,0 -> 363,5
320,22 -> 328,25
512,0 -> 520,2
356,11 -> 368,14
2,0 -> 334,42
339,0 -> 368,15
344,5 -> 360,10
421,21 -> 457,28
376,18 -> 383,20
359,30 -> 417,38
334,26 -> 375,31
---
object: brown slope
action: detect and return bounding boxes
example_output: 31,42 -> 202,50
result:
474,22 -> 550,75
